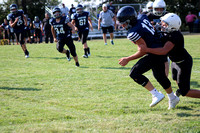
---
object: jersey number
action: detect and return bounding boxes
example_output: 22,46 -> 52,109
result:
141,19 -> 155,35
79,19 -> 86,26
55,27 -> 65,34
17,18 -> 23,26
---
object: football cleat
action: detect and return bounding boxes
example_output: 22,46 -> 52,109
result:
66,50 -> 71,61
111,40 -> 114,45
150,92 -> 165,107
25,55 -> 29,58
168,96 -> 180,110
75,62 -> 80,67
83,54 -> 88,58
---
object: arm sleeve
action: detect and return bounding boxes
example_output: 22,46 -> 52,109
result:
64,17 -> 70,24
127,32 -> 141,42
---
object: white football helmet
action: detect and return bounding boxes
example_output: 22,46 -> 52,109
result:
146,1 -> 153,13
153,0 -> 166,16
160,13 -> 182,32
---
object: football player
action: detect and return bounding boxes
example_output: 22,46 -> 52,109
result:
50,7 -> 80,67
71,4 -> 93,58
24,14 -> 32,44
1,19 -> 10,45
117,6 -> 179,109
142,1 -> 153,14
147,0 -> 167,25
7,4 -> 29,58
146,0 -> 170,77
138,13 -> 200,99
33,16 -> 42,43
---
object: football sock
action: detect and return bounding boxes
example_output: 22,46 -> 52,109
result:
75,62 -> 80,67
24,49 -> 29,55
167,92 -> 176,100
84,48 -> 87,56
150,88 -> 159,96
87,47 -> 90,54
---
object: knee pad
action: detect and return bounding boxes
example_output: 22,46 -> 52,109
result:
129,73 -> 149,87
177,85 -> 190,96
70,51 -> 77,57
57,46 -> 63,53
20,40 -> 25,45
156,77 -> 171,89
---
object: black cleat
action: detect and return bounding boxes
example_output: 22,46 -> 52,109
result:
75,62 -> 80,67
66,50 -> 71,61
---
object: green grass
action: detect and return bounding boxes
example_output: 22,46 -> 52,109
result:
0,35 -> 200,133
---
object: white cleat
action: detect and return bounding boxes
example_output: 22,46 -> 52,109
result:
25,55 -> 29,58
88,53 -> 91,56
168,96 -> 180,110
150,92 -> 165,107
83,54 -> 88,58
66,57 -> 71,61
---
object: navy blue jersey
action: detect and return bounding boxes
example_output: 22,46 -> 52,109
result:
25,18 -> 31,30
50,16 -> 71,40
146,11 -> 168,25
127,14 -> 162,48
33,20 -> 41,29
71,11 -> 90,31
7,10 -> 25,33
27,18 -> 31,27
1,23 -> 9,30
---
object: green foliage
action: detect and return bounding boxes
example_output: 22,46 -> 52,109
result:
0,36 -> 200,132
0,0 -> 61,23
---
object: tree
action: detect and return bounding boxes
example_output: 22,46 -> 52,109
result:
0,0 -> 61,23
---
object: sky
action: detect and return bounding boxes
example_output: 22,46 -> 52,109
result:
62,0 -> 77,8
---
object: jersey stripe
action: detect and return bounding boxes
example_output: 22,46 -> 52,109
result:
127,32 -> 141,42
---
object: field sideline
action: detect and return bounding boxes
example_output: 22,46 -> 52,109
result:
0,35 -> 200,132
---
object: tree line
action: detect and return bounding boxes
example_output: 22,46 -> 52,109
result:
0,0 -> 199,29
0,0 -> 60,23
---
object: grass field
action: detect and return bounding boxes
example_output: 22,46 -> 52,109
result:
0,35 -> 200,132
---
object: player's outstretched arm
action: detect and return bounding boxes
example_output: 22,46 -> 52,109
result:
139,41 -> 174,55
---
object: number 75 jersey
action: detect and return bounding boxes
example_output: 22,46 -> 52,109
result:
50,16 -> 71,40
127,14 -> 162,48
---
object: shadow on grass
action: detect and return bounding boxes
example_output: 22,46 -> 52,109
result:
79,66 -> 89,68
96,55 -> 124,58
193,58 -> 200,60
190,81 -> 200,88
31,57 -> 65,60
100,67 -> 131,70
177,106 -> 193,110
177,112 -> 200,117
0,87 -> 41,91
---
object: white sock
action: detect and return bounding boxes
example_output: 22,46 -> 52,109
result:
167,92 -> 176,100
150,88 -> 159,96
